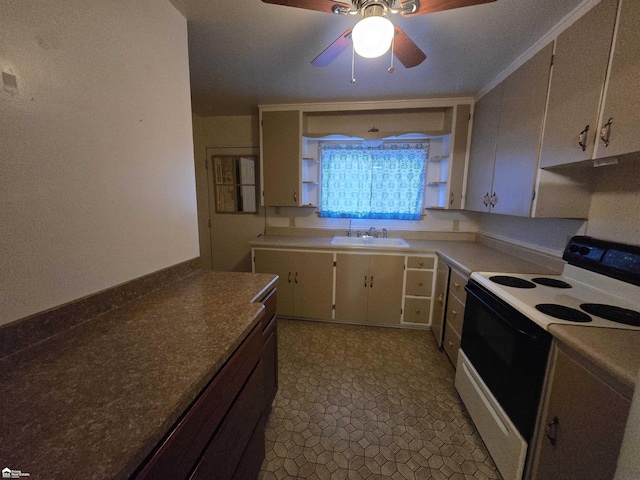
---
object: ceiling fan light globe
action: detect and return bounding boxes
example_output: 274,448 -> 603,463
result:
352,16 -> 394,59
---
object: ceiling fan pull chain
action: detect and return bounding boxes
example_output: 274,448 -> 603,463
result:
388,29 -> 395,74
350,41 -> 356,84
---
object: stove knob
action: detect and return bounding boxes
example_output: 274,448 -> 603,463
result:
578,246 -> 591,256
568,244 -> 579,253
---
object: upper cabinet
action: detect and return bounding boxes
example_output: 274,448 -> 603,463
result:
259,101 -> 472,210
540,0 -> 618,168
261,110 -> 303,207
595,0 -> 640,159
541,0 -> 640,167
466,44 -> 563,217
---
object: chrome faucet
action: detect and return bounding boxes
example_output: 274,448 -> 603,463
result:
368,227 -> 376,238
382,228 -> 388,238
346,220 -> 352,237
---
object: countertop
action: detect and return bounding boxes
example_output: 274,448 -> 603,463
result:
0,271 -> 277,480
249,236 -> 560,276
250,235 -> 640,392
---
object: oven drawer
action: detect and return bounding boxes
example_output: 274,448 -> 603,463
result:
455,350 -> 527,480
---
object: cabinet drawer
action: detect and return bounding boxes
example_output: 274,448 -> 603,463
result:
449,269 -> 467,303
407,256 -> 435,269
445,294 -> 465,336
405,270 -> 433,297
403,297 -> 431,324
443,321 -> 461,368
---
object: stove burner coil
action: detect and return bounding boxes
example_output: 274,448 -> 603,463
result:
489,276 -> 537,289
535,304 -> 592,322
580,304 -> 640,326
531,278 -> 572,289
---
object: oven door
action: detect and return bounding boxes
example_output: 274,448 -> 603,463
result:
461,279 -> 551,441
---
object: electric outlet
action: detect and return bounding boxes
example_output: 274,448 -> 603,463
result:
452,220 -> 460,231
289,217 -> 296,227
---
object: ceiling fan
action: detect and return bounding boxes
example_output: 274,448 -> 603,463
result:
262,0 -> 496,69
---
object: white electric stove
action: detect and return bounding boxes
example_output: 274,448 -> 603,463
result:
471,262 -> 640,331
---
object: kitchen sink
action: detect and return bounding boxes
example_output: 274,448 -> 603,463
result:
330,236 -> 409,247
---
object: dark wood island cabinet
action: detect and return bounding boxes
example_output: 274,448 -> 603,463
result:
134,289 -> 278,480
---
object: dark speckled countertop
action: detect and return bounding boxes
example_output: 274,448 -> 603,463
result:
0,271 -> 277,480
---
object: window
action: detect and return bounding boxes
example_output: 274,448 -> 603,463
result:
212,155 -> 258,213
319,142 -> 428,220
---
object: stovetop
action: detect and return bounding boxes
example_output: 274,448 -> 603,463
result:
471,265 -> 640,331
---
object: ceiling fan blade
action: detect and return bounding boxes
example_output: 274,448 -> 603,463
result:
312,29 -> 352,66
261,0 -> 351,14
393,26 -> 426,68
400,0 -> 496,16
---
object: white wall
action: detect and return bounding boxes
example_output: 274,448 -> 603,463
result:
0,0 -> 199,326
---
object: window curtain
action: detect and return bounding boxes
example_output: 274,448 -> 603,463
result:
320,143 -> 428,219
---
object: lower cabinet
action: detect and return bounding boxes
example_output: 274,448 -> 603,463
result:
335,253 -> 404,325
442,267 -> 468,368
254,249 -> 333,320
134,289 -> 278,480
529,342 -> 631,480
430,259 -> 450,346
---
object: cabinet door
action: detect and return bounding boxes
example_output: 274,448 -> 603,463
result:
491,43 -> 553,217
448,104 -> 471,209
532,345 -> 630,480
540,0 -> 618,168
262,110 -> 301,206
367,255 -> 404,325
596,0 -> 640,159
335,253 -> 370,323
254,250 -> 294,317
465,84 -> 503,213
293,251 -> 333,320
430,261 -> 450,346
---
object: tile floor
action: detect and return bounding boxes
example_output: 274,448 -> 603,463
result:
259,319 -> 501,480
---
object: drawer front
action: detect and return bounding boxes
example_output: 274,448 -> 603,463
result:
449,269 -> 468,303
407,256 -> 435,269
443,321 -> 461,368
403,297 -> 431,324
445,294 -> 465,336
405,270 -> 434,297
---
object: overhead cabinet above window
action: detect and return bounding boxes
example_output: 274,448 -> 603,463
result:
259,101 -> 473,211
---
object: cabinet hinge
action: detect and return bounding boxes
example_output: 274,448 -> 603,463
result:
401,308 -> 403,315
332,304 -> 336,310
333,261 -> 337,267
532,190 -> 536,201
550,54 -> 555,67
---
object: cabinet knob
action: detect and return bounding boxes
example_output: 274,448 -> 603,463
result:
450,192 -> 454,205
364,275 -> 367,287
438,294 -> 443,304
454,282 -> 460,289
490,193 -> 497,207
294,272 -> 298,284
448,341 -> 453,347
415,308 -> 420,314
370,276 -> 374,288
293,190 -> 298,202
452,310 -> 457,317
418,281 -> 423,287
419,260 -> 424,266
288,272 -> 292,283
483,192 -> 489,207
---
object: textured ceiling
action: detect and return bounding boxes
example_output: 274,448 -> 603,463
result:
171,0 -> 585,116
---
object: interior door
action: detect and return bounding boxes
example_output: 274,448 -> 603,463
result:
254,250 -> 294,317
293,251 -> 333,320
367,255 -> 404,325
335,253 -> 369,323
